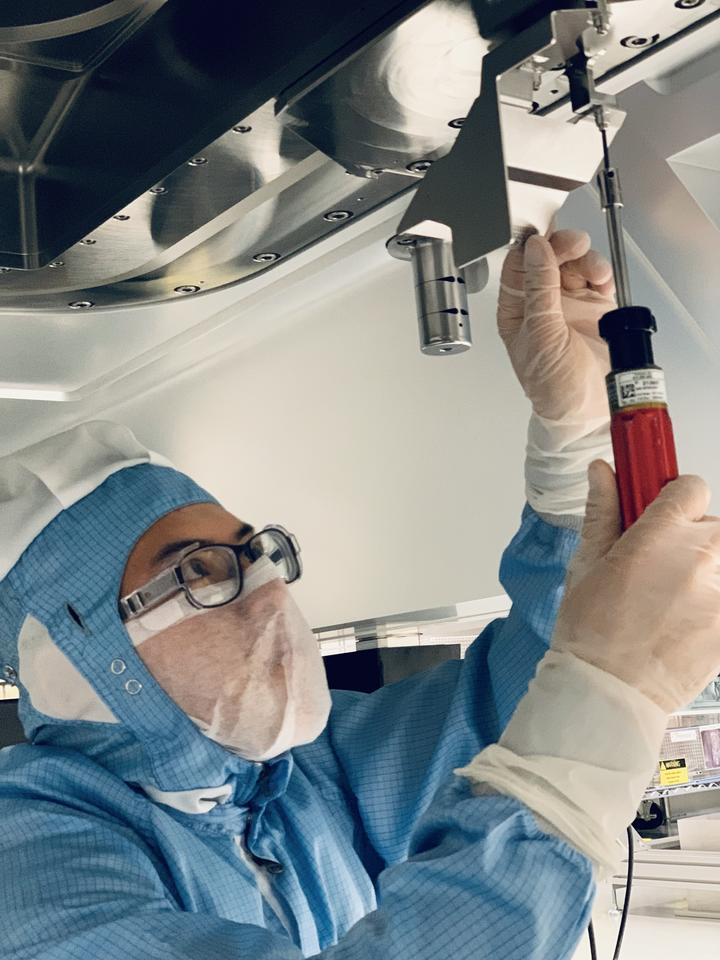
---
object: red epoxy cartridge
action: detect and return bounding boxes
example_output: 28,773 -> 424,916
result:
599,306 -> 679,530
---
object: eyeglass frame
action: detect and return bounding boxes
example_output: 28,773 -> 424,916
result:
118,524 -> 302,623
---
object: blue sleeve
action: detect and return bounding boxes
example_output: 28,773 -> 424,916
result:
0,784 -> 594,960
327,505 -> 580,864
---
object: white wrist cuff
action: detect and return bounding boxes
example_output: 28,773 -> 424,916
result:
456,650 -> 668,875
525,414 -> 613,518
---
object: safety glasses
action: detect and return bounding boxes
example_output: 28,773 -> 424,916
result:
119,525 -> 301,622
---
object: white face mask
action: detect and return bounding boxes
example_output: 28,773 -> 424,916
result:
125,557 -> 331,761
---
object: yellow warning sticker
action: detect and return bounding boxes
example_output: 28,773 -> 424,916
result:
659,758 -> 689,787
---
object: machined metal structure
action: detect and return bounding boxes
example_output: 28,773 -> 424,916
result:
387,234 -> 490,355
0,0 -> 717,312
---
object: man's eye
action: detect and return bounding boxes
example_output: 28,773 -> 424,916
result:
188,559 -> 212,578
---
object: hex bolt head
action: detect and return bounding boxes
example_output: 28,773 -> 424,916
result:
406,160 -> 433,173
323,210 -> 353,222
620,34 -> 660,48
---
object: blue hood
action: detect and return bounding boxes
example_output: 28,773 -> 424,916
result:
0,463 -> 289,804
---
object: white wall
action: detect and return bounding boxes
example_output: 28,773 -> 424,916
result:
98,249 -> 529,628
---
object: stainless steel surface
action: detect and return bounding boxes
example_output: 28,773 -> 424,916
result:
0,0 -> 430,274
387,234 -> 473,354
0,2 -> 151,43
411,238 -> 472,355
0,0 -> 716,310
399,0 -> 720,267
598,165 -> 632,307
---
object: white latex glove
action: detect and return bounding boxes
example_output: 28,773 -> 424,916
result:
497,231 -> 616,520
554,461 -> 720,714
458,463 -> 720,873
497,230 -> 615,425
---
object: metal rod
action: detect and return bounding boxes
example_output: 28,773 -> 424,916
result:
596,109 -> 632,308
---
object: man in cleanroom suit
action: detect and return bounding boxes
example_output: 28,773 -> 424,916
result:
2,232 -> 720,960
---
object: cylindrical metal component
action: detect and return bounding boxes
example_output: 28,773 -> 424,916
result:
598,167 -> 632,308
410,238 -> 472,355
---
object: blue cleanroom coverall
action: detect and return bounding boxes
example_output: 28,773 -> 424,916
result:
0,464 -> 593,959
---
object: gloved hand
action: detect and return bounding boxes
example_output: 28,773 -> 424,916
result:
554,460 -> 720,713
497,230 -> 615,426
458,464 -> 720,873
498,231 -> 617,522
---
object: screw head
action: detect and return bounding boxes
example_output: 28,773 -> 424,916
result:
448,117 -> 465,129
0,267 -> 11,273
48,260 -> 64,268
80,238 -> 96,245
252,252 -> 280,263
174,284 -> 201,294
113,214 -> 130,221
406,159 -> 433,173
232,124 -> 252,134
396,236 -> 417,246
620,34 -> 660,48
150,185 -> 167,195
675,0 -> 704,6
323,210 -> 353,222
188,156 -> 208,166
69,300 -> 94,309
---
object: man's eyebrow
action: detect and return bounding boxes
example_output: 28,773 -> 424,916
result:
151,523 -> 254,568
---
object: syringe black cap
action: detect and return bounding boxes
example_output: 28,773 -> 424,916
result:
599,306 -> 657,372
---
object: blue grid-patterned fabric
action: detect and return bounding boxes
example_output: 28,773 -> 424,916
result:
0,469 -> 594,960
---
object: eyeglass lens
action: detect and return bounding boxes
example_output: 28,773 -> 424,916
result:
179,530 -> 297,608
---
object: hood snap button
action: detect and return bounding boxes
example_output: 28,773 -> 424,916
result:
124,679 -> 142,695
110,659 -> 127,675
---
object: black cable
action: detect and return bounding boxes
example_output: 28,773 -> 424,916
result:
585,825 -> 634,960
587,920 -> 598,960
612,827 -> 634,960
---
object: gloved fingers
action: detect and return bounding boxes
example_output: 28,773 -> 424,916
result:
561,249 -> 614,294
570,461 -> 621,583
497,243 -> 528,340
548,230 -> 591,267
522,236 -> 571,352
621,475 -> 712,547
